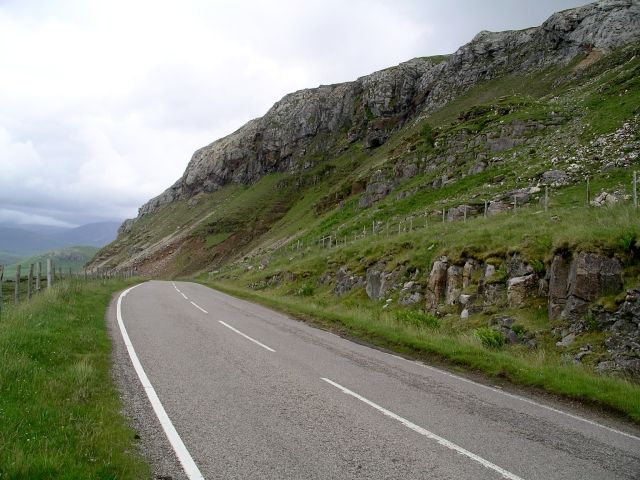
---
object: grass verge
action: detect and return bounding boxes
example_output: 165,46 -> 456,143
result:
203,279 -> 640,424
0,279 -> 150,479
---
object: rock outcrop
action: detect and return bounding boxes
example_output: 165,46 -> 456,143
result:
129,0 -> 640,226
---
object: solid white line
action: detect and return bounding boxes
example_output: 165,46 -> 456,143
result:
117,285 -> 205,480
322,378 -> 524,480
218,320 -> 276,352
190,301 -> 208,314
407,359 -> 640,442
181,292 -> 188,300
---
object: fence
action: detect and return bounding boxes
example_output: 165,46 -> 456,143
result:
257,170 -> 639,263
0,259 -> 137,317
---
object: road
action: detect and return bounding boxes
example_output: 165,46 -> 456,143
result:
109,280 -> 640,480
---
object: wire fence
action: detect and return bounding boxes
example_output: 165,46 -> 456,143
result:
260,170 -> 639,264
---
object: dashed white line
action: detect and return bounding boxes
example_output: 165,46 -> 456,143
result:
117,285 -> 205,480
190,301 -> 208,314
218,320 -> 276,352
322,377 -> 524,480
181,292 -> 188,300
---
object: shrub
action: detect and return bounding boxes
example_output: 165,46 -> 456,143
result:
297,284 -> 314,296
474,327 -> 506,349
617,231 -> 637,252
395,310 -> 440,329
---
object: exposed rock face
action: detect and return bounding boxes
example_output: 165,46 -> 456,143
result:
508,274 -> 539,307
366,265 -> 395,300
548,254 -> 572,319
596,288 -> 640,375
334,267 -> 364,295
549,252 -> 623,320
128,0 -> 640,226
426,258 -> 450,309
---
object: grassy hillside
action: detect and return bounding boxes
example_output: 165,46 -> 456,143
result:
95,43 -> 640,276
92,43 -> 640,417
3,246 -> 99,278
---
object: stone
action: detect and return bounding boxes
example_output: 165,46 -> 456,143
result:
445,265 -> 464,305
596,361 -> 617,373
506,255 -> 532,278
459,294 -> 475,306
426,258 -> 449,309
564,252 -> 623,319
468,162 -> 486,175
334,267 -> 364,295
507,274 -> 539,307
541,169 -> 569,186
481,283 -> 507,306
398,292 -> 422,306
365,266 -> 392,300
486,201 -> 510,216
548,254 -> 571,320
590,191 -> 619,207
556,333 -> 576,347
447,205 -> 475,222
462,259 -> 480,289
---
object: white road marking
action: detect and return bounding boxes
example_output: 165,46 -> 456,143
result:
322,377 -> 524,480
190,301 -> 208,314
181,292 -> 188,300
117,285 -> 205,480
218,320 -> 276,352
403,358 -> 640,442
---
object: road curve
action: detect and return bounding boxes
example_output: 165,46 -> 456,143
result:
109,280 -> 640,480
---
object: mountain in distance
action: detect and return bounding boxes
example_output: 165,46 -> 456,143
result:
0,221 -> 121,258
1,245 -> 99,278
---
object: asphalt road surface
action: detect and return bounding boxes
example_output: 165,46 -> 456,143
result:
109,280 -> 640,480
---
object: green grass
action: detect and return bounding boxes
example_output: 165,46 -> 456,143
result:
203,279 -> 640,423
0,279 -> 150,479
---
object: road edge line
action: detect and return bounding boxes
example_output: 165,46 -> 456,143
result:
117,284 -> 205,480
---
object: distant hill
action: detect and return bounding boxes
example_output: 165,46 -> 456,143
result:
2,246 -> 99,278
53,222 -> 120,247
0,221 -> 120,258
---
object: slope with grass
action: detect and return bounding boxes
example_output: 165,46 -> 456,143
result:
0,279 -> 149,478
89,2 -> 640,418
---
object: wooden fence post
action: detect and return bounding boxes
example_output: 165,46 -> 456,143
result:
0,264 -> 4,317
586,176 -> 590,205
28,264 -> 34,299
15,264 -> 21,304
545,186 -> 549,212
36,262 -> 41,292
47,259 -> 52,289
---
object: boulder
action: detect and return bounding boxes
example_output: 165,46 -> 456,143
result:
541,169 -> 569,186
365,266 -> 393,300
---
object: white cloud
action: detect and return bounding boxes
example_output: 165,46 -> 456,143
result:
0,0 -> 588,225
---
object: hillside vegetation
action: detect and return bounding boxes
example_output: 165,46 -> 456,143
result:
90,3 -> 640,416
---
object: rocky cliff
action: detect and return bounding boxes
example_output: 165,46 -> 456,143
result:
133,0 -> 640,223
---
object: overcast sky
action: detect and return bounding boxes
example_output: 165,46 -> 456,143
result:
0,0 -> 588,227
